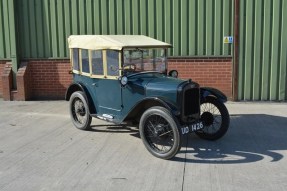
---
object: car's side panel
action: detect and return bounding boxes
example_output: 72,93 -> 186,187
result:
120,74 -> 180,123
120,78 -> 148,119
73,74 -> 123,122
122,97 -> 180,123
145,77 -> 184,102
92,78 -> 122,113
68,73 -> 214,124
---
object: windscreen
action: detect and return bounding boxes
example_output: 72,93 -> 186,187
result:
123,48 -> 167,74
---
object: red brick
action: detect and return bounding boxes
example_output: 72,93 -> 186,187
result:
0,61 -> 7,97
1,62 -> 13,100
168,57 -> 232,99
2,57 -> 232,100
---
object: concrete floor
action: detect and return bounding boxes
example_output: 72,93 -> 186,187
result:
0,100 -> 287,191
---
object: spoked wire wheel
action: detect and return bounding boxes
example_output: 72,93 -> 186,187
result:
200,101 -> 222,134
144,115 -> 175,153
139,106 -> 181,159
196,96 -> 230,140
72,98 -> 88,124
69,91 -> 92,130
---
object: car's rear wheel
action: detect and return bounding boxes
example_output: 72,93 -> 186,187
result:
196,96 -> 230,140
139,106 -> 181,159
69,91 -> 92,130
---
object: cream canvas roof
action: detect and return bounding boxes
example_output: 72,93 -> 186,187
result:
68,35 -> 172,50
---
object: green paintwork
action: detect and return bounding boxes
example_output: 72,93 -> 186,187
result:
0,0 -> 10,59
0,0 -> 233,59
145,76 -> 184,102
238,0 -> 287,101
1,0 -> 286,101
0,0 -> 18,88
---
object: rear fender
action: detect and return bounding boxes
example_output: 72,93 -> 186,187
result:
66,83 -> 84,101
65,83 -> 96,114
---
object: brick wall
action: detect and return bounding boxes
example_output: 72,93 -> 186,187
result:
1,62 -> 13,100
12,62 -> 32,101
27,60 -> 72,100
1,57 -> 233,100
168,57 -> 233,99
0,61 -> 7,97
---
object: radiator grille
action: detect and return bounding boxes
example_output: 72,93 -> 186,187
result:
183,88 -> 200,116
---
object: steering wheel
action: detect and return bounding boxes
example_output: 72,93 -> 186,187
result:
123,63 -> 136,72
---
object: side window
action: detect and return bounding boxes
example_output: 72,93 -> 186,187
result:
92,50 -> 104,75
107,50 -> 119,76
72,49 -> 79,71
81,49 -> 90,73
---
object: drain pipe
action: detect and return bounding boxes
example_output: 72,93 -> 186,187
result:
232,0 -> 240,101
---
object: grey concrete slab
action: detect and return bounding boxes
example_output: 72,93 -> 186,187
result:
0,101 -> 185,191
0,101 -> 286,191
183,102 -> 287,191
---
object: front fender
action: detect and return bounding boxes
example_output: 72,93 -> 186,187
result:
154,97 -> 180,116
122,97 -> 180,122
200,87 -> 227,103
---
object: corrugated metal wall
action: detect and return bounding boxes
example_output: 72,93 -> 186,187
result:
13,0 -> 233,59
0,0 -> 13,59
238,0 -> 287,100
1,0 -> 287,100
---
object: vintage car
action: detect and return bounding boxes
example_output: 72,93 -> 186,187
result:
66,35 -> 230,159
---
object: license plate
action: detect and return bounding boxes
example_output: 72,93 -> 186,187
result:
181,121 -> 204,135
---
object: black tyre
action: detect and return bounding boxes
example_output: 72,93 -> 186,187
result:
139,106 -> 181,159
69,91 -> 92,130
196,96 -> 230,140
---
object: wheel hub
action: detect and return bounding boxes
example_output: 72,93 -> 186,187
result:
201,112 -> 214,126
77,108 -> 85,116
75,102 -> 86,116
154,124 -> 166,137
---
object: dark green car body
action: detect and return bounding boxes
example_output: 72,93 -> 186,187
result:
66,35 -> 228,130
66,35 -> 230,159
66,71 -> 227,125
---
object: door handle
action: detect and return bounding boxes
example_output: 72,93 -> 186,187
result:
92,83 -> 98,87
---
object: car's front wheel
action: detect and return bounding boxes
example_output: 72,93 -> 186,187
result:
139,106 -> 181,159
69,91 -> 92,130
196,96 -> 230,140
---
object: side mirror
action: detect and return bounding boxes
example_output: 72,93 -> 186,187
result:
118,76 -> 128,86
168,70 -> 178,78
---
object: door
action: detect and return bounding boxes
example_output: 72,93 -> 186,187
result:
93,79 -> 122,114
90,49 -> 122,120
